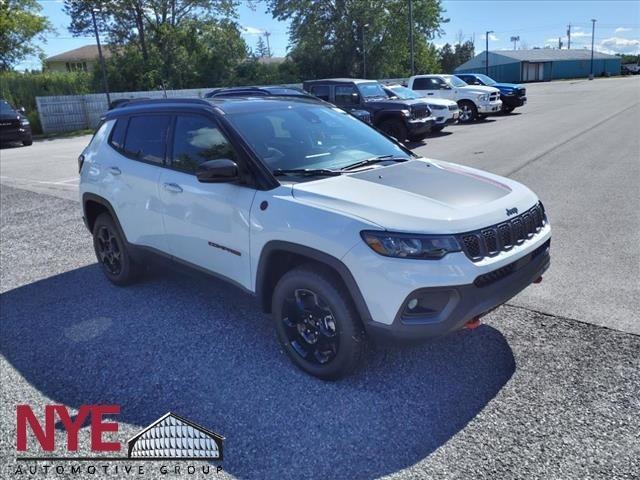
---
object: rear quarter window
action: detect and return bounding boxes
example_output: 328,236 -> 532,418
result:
109,118 -> 127,150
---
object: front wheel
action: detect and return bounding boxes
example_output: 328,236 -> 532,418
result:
431,125 -> 445,132
22,138 -> 33,146
457,101 -> 477,123
502,105 -> 515,114
378,119 -> 408,142
272,266 -> 367,380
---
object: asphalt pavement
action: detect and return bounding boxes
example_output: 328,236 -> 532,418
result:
1,77 -> 639,479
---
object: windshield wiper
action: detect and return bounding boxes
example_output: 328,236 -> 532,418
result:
272,168 -> 342,177
340,155 -> 409,171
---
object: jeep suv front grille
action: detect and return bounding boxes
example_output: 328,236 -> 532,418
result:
457,202 -> 547,261
411,107 -> 430,120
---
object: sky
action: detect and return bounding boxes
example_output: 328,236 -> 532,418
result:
16,0 -> 640,71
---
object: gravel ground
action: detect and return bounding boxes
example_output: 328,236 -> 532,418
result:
1,184 -> 639,480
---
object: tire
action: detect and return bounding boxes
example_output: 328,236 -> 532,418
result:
502,105 -> 515,114
457,101 -> 477,123
272,265 -> 367,380
431,125 -> 445,132
22,138 -> 33,146
92,213 -> 140,286
378,118 -> 408,142
408,132 -> 429,142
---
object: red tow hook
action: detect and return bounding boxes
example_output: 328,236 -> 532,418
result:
464,316 -> 482,330
533,276 -> 543,284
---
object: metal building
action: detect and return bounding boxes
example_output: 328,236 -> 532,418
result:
455,49 -> 622,82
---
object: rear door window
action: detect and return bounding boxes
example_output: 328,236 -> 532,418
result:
335,85 -> 359,105
310,85 -> 330,101
123,115 -> 171,164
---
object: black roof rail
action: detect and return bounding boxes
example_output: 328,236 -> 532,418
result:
113,97 -> 211,107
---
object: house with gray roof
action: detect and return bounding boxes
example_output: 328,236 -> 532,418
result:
454,49 -> 621,82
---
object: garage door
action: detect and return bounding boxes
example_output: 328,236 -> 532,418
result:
522,62 -> 544,81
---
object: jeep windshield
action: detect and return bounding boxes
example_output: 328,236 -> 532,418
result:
225,102 -> 412,175
357,82 -> 389,99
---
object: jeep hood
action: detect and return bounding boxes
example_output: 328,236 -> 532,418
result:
291,159 -> 539,233
364,98 -> 428,109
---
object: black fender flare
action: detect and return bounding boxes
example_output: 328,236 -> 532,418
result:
255,241 -> 373,324
82,193 -> 127,240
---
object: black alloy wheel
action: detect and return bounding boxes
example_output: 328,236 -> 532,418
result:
282,288 -> 339,365
96,225 -> 123,276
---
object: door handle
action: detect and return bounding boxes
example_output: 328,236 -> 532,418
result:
163,182 -> 183,193
108,166 -> 121,175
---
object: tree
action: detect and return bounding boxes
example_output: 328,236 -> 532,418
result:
63,1 -> 247,90
438,43 -> 456,73
255,36 -> 270,58
454,40 -> 474,67
267,0 -> 447,79
0,0 -> 53,71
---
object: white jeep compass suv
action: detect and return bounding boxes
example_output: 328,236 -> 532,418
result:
79,97 -> 550,379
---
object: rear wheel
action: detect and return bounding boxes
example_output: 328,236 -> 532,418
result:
272,266 -> 366,380
378,118 -> 408,142
457,101 -> 477,123
22,138 -> 33,146
92,213 -> 140,286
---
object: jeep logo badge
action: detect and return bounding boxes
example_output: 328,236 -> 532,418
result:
506,207 -> 518,216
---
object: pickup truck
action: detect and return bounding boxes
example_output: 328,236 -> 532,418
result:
382,84 -> 459,133
455,73 -> 527,113
303,79 -> 435,142
407,74 -> 502,123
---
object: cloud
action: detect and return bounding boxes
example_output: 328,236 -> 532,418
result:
487,33 -> 498,41
571,31 -> 591,38
598,36 -> 640,54
615,27 -> 632,33
241,26 -> 263,35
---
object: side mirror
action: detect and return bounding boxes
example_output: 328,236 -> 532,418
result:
196,159 -> 239,183
441,84 -> 452,90
18,107 -> 26,113
351,92 -> 361,104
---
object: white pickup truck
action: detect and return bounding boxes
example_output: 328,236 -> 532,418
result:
407,74 -> 502,123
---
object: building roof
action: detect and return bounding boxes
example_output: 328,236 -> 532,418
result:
46,44 -> 112,63
488,48 -> 619,62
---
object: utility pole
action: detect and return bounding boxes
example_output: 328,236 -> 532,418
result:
90,7 -> 110,106
558,37 -> 563,49
567,24 -> 571,49
408,0 -> 415,75
510,35 -> 520,50
362,23 -> 369,78
589,19 -> 596,79
485,30 -> 493,75
264,31 -> 272,57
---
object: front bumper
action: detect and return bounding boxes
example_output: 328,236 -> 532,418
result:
477,100 -> 502,114
0,126 -> 32,143
502,95 -> 527,109
342,224 -> 551,343
405,116 -> 436,135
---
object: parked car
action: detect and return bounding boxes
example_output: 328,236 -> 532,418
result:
0,99 -> 32,146
204,85 -> 372,124
79,97 -> 550,379
407,74 -> 502,123
382,83 -> 459,132
455,73 -> 527,113
621,64 -> 640,75
303,78 -> 435,142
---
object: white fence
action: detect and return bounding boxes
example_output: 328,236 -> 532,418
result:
35,79 -> 408,134
36,88 -> 211,134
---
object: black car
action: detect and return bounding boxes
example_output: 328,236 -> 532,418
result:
0,99 -> 32,146
303,79 -> 434,142
204,86 -> 372,124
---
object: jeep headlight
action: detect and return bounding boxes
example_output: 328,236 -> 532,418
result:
400,109 -> 411,117
361,231 -> 461,259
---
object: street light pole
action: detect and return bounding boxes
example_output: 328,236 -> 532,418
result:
408,0 -> 414,76
589,19 -> 596,80
362,23 -> 369,78
91,7 -> 111,105
485,30 -> 493,75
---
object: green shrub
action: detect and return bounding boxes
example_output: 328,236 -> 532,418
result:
0,71 -> 94,133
